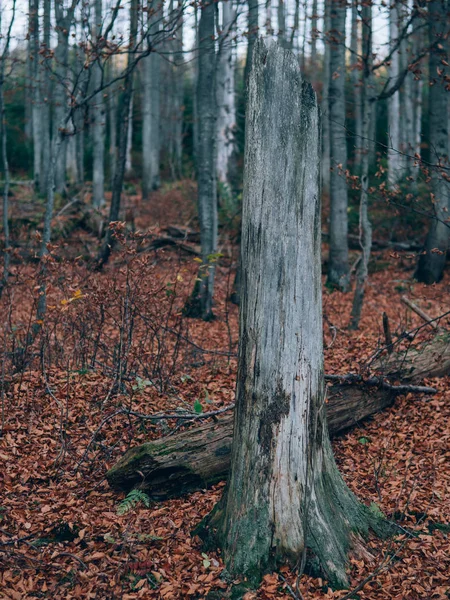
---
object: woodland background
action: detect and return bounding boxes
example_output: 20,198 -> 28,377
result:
0,0 -> 449,598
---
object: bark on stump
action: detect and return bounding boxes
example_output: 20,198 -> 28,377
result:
200,40 -> 385,588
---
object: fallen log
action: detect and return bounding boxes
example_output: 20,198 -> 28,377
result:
373,331 -> 450,382
106,379 -> 434,498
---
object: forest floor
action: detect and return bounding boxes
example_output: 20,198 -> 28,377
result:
0,181 -> 449,599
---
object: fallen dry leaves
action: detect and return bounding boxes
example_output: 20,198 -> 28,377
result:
0,187 -> 449,599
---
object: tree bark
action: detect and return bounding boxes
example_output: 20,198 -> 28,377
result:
30,0 -> 42,191
201,40 -> 383,589
39,0 -> 51,196
327,0 -> 350,291
183,0 -> 217,320
310,0 -> 318,70
216,0 -> 236,194
350,0 -> 373,330
387,2 -> 401,189
321,0 -> 331,195
142,0 -> 161,198
415,0 -> 449,284
53,0 -> 73,195
244,0 -> 259,85
350,0 -> 362,169
97,0 -> 138,266
92,0 -> 106,208
125,90 -> 134,176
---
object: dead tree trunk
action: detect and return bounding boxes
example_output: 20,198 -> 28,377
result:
199,40 -> 385,589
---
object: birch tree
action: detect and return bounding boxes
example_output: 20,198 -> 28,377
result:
142,0 -> 161,198
327,0 -> 349,291
216,0 -> 236,193
201,40 -> 388,590
387,2 -> 401,188
92,0 -> 106,207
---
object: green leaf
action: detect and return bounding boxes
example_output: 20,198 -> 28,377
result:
117,489 -> 151,515
358,437 -> 370,445
202,553 -> 211,568
193,399 -> 203,414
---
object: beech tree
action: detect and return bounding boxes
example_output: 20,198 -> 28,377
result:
327,0 -> 349,291
184,0 -> 217,320
415,0 -> 449,284
201,40 -> 387,589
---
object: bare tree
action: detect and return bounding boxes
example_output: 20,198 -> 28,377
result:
327,0 -> 349,291
387,1 -> 401,188
92,0 -> 106,208
142,0 -> 161,198
203,40 -> 388,590
415,0 -> 449,284
0,0 -> 16,296
350,0 -> 374,330
184,0 -> 217,320
216,0 -> 237,194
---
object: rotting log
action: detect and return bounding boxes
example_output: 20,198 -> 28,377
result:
106,331 -> 448,500
374,332 -> 450,382
106,382 -> 401,498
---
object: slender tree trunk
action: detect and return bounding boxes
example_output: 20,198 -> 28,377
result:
97,0 -> 138,267
142,1 -> 161,199
192,6 -> 199,166
184,0 -> 217,320
350,0 -> 373,330
301,0 -> 307,71
322,0 -> 331,195
203,41 -> 386,590
92,0 -> 106,207
277,0 -> 286,47
39,0 -> 51,196
310,0 -> 318,70
0,61 -> 10,295
66,132 -> 79,183
108,64 -> 117,189
125,90 -> 134,176
387,2 -> 401,189
244,0 -> 259,85
327,0 -> 349,291
53,0 -> 75,195
351,0 -> 362,169
216,0 -> 236,193
415,0 -> 449,284
265,0 -> 273,35
411,25 -> 423,186
30,0 -> 42,190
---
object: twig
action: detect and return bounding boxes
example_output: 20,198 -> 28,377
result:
383,312 -> 393,355
324,374 -> 436,394
401,296 -> 439,330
